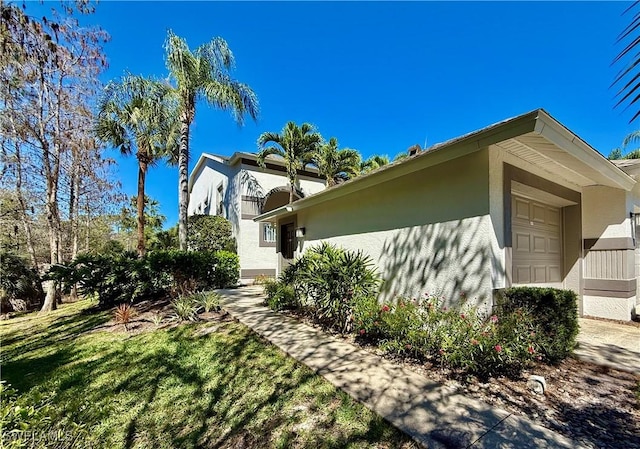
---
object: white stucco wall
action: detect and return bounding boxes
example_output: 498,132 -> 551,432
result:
583,295 -> 636,321
582,185 -> 630,239
288,149 -> 496,311
188,159 -> 232,218
237,166 -> 325,276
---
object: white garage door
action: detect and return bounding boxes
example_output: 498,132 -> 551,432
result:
512,194 -> 562,285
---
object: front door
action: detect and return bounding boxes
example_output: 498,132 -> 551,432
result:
281,222 -> 296,259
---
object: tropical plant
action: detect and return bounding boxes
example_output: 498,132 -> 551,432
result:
313,137 -> 361,186
194,291 -> 221,313
612,2 -> 640,123
114,303 -> 135,331
299,243 -> 380,332
608,130 -> 640,159
165,30 -> 259,250
360,155 -> 390,173
172,294 -> 200,322
96,74 -> 179,257
257,122 -> 323,202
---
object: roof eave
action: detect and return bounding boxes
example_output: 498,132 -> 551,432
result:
534,110 -> 636,191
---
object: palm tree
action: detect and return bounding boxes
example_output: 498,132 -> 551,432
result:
314,137 -> 361,186
96,75 -> 179,257
257,122 -> 322,203
165,30 -> 259,250
360,154 -> 390,173
612,2 -> 640,123
608,130 -> 640,159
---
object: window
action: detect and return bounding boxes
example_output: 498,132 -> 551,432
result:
216,184 -> 224,216
259,222 -> 276,247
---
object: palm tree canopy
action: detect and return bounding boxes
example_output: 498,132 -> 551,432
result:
609,129 -> 640,160
165,30 -> 259,124
257,121 -> 322,176
96,75 -> 179,161
360,154 -> 390,173
257,122 -> 322,203
314,137 -> 361,186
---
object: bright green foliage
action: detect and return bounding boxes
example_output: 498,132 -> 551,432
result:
0,251 -> 44,313
257,122 -> 322,203
499,287 -> 579,363
0,301 -> 411,448
360,155 -> 390,173
313,137 -> 361,186
265,243 -> 379,333
51,250 -> 239,306
187,215 -> 236,253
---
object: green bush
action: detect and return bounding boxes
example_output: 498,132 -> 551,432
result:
263,279 -> 297,311
352,295 -> 540,379
0,251 -> 44,313
187,215 -> 237,253
296,243 -> 380,332
55,250 -> 239,307
499,287 -> 579,363
211,250 -> 240,288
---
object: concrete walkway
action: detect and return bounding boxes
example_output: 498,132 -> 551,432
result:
575,318 -> 640,375
219,286 -> 578,449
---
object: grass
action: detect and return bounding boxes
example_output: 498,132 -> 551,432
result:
0,301 -> 414,448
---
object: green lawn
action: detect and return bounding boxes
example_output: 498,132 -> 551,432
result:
0,301 -> 414,448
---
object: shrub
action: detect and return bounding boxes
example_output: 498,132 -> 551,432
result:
211,250 -> 240,288
187,215 -> 237,253
352,294 -> 540,378
297,243 -> 380,332
56,250 -> 240,307
0,251 -> 44,313
499,287 -> 579,363
263,279 -> 297,311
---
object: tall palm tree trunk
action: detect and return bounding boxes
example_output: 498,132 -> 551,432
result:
136,154 -> 148,257
178,118 -> 190,250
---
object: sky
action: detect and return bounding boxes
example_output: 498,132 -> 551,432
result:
26,1 -> 638,228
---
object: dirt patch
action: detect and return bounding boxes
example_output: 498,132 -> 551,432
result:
282,307 -> 640,449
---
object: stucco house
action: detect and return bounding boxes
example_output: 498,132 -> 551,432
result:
255,109 -> 640,321
188,151 -> 326,282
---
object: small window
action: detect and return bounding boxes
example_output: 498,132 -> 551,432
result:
216,184 -> 224,216
259,222 -> 276,247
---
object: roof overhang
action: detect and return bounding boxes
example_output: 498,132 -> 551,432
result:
254,109 -> 636,223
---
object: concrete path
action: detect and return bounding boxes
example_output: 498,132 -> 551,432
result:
219,286 -> 578,449
575,318 -> 640,375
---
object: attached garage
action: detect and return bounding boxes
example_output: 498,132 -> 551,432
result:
511,194 -> 563,287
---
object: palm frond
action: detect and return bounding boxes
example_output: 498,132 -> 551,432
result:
612,2 -> 640,123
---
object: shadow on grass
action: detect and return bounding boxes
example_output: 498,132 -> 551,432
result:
1,304 -> 411,448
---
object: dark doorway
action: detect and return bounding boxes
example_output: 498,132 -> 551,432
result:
281,222 -> 296,259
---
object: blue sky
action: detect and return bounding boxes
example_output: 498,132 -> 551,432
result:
28,1 -> 637,227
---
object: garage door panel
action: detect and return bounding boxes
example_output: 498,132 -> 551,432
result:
515,233 -> 530,252
533,236 -> 546,253
515,199 -> 530,220
512,195 -> 562,286
548,266 -> 561,282
532,203 -> 546,223
515,266 -> 531,283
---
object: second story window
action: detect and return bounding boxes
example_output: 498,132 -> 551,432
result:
216,184 -> 224,216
